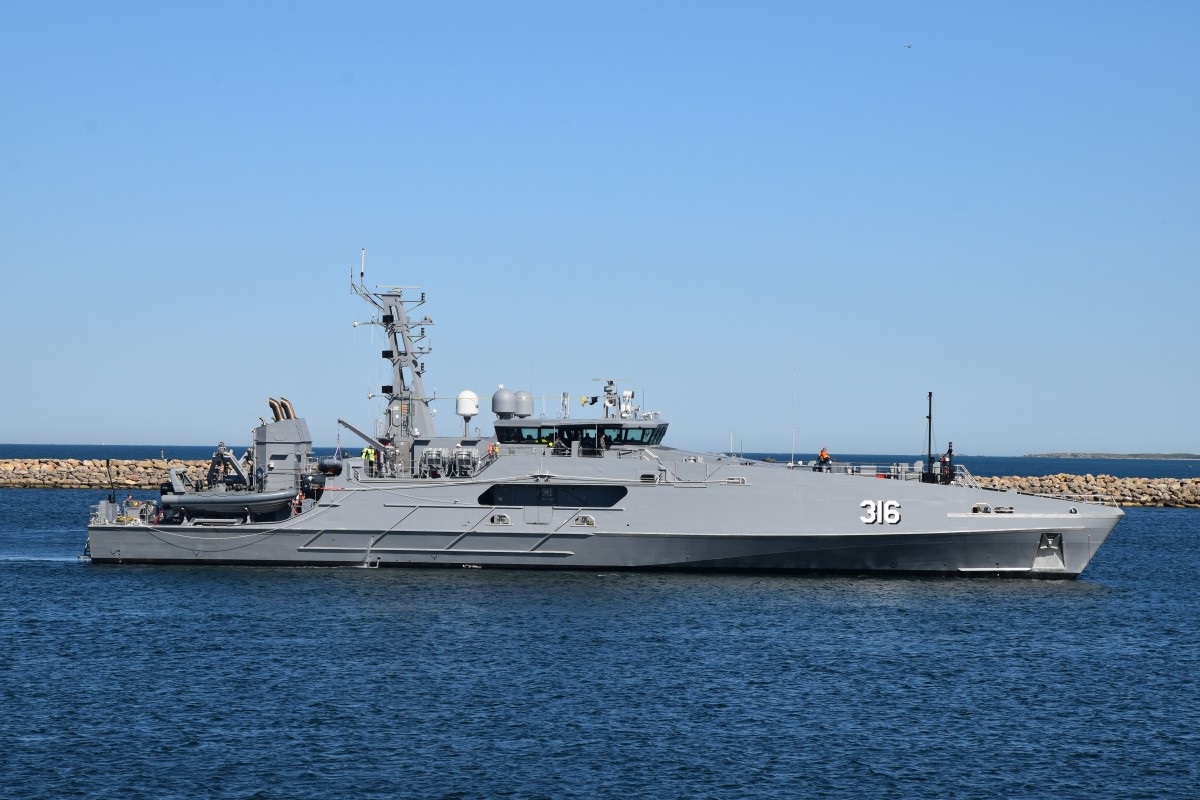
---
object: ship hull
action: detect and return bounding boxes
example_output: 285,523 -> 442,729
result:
86,467 -> 1121,578
84,529 -> 1113,578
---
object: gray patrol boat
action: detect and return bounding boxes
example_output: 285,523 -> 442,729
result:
86,266 -> 1122,577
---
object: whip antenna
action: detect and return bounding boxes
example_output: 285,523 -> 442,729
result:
104,458 -> 116,503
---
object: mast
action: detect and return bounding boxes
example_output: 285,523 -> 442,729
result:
926,391 -> 934,475
790,371 -> 797,466
924,392 -> 953,484
351,255 -> 437,444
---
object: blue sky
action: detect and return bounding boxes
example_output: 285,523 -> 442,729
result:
2,1 -> 1196,455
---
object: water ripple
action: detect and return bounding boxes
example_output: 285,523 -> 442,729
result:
0,494 -> 1196,799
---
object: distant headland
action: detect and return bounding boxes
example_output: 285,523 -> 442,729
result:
1024,453 -> 1200,460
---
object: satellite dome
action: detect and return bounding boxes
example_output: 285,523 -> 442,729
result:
514,391 -> 534,418
456,390 -> 480,419
492,385 -> 516,419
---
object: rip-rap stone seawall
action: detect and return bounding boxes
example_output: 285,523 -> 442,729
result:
974,474 -> 1200,508
1,459 -> 1198,508
0,459 -> 211,489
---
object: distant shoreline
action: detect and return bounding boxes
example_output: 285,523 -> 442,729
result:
1024,453 -> 1200,460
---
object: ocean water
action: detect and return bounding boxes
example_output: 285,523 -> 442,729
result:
1,487 -> 1197,799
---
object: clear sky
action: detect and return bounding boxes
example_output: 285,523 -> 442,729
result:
2,1 -> 1196,456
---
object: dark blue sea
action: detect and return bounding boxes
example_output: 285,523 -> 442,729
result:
1,452 -> 1198,799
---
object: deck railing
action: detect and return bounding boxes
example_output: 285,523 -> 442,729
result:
789,460 -> 982,488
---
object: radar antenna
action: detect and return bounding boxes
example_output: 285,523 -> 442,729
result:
346,251 -> 437,469
591,377 -> 633,418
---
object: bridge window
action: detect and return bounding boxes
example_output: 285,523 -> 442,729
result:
495,426 -> 558,444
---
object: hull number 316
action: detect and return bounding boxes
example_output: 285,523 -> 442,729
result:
860,500 -> 902,524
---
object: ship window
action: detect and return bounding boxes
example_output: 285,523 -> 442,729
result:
972,503 -> 992,514
489,513 -> 511,525
622,428 -> 650,443
573,515 -> 595,527
503,426 -> 558,443
726,477 -> 747,485
493,426 -> 560,444
478,484 -> 628,507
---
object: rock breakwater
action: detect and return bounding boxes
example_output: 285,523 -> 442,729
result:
0,459 -> 210,490
1,459 -> 1198,508
975,474 -> 1200,508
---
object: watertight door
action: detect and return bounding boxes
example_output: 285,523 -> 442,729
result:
523,487 -> 554,524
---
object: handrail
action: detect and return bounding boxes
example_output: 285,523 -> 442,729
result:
788,459 -> 981,487
1022,491 -> 1122,508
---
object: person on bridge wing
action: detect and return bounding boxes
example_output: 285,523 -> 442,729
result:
818,447 -> 832,472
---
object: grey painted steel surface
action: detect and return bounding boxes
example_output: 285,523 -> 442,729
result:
86,274 -> 1122,578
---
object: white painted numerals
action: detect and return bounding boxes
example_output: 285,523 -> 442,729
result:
860,500 -> 902,525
